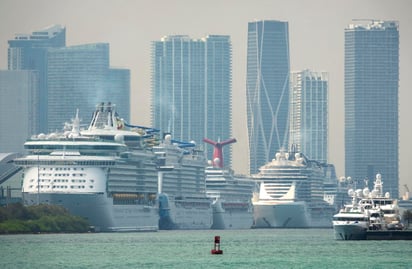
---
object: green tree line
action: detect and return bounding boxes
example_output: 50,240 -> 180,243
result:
0,203 -> 90,234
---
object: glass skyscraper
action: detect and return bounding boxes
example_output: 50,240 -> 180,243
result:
205,35 -> 233,164
246,20 -> 290,174
345,20 -> 399,197
7,25 -> 66,133
0,70 -> 39,152
151,35 -> 233,167
47,43 -> 130,131
289,70 -> 328,163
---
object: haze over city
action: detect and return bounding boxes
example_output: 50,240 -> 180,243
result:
1,0 -> 411,192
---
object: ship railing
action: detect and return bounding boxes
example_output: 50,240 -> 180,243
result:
206,191 -> 221,199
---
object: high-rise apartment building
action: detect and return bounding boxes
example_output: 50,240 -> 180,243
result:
289,70 -> 328,163
47,43 -> 130,131
0,70 -> 39,152
246,20 -> 290,174
345,20 -> 399,197
7,25 -> 66,133
4,26 -> 130,148
151,35 -> 233,167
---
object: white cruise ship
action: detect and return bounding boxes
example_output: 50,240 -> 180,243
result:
203,138 -> 255,229
153,136 -> 212,230
252,150 -> 335,228
205,166 -> 255,229
15,102 -> 212,231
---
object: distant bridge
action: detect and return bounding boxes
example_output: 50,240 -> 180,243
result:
0,152 -> 22,185
0,152 -> 23,205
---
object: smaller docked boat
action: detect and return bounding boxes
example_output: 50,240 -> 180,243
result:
332,193 -> 370,240
333,174 -> 402,240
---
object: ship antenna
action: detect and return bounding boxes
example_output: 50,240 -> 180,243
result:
290,144 -> 297,155
71,109 -> 81,136
167,118 -> 172,133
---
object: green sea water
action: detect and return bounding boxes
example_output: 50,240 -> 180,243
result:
1,229 -> 411,269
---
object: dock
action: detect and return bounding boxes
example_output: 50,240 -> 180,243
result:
366,230 -> 412,240
106,226 -> 158,233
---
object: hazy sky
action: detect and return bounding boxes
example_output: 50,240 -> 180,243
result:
1,0 -> 411,193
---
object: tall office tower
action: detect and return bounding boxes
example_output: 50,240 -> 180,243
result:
345,20 -> 399,198
204,35 -> 233,165
151,35 -> 234,167
8,25 -> 66,133
246,20 -> 290,174
289,70 -> 328,163
0,70 -> 39,152
47,43 -> 130,131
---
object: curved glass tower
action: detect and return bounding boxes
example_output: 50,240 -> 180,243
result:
246,20 -> 290,174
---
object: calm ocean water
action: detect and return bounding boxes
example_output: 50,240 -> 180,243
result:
1,228 -> 411,269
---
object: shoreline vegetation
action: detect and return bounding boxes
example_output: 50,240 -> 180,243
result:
0,203 -> 90,234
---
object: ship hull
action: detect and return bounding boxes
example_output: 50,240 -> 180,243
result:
158,193 -> 212,230
23,192 -> 158,232
333,224 -> 367,240
309,206 -> 335,228
253,201 -> 310,228
211,199 -> 253,229
171,205 -> 212,229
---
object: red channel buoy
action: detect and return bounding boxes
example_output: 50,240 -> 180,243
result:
211,235 -> 223,254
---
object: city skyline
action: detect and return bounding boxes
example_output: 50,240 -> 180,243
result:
0,0 -> 411,194
1,25 -> 131,152
7,24 -> 66,133
47,42 -> 130,131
